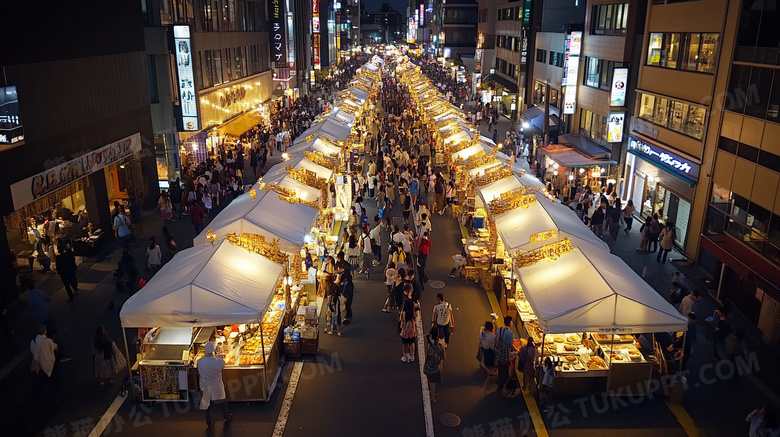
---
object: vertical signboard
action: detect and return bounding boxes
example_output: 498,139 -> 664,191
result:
607,111 -> 626,142
610,67 -> 628,106
562,31 -> 582,115
419,4 -> 424,27
269,0 -> 287,68
407,17 -> 416,43
313,0 -> 321,69
173,26 -> 199,131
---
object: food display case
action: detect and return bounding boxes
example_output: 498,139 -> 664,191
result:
514,288 -> 651,381
138,327 -> 197,402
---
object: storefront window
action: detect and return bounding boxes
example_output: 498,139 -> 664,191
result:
669,101 -> 689,133
639,94 -> 655,119
683,33 -> 701,72
698,33 -> 719,73
685,106 -> 706,138
648,33 -> 663,66
665,33 -> 681,69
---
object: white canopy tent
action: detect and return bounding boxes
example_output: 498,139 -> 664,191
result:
467,160 -> 503,176
330,107 -> 357,124
476,175 -> 526,205
120,239 -> 284,327
192,188 -> 320,251
492,192 -> 609,253
452,143 -> 494,161
516,247 -> 688,333
317,119 -> 353,142
287,136 -> 342,156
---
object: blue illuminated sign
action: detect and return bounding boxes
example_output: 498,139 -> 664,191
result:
628,136 -> 700,183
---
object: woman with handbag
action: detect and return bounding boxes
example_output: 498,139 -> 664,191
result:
424,327 -> 445,402
92,325 -> 126,385
399,299 -> 417,362
478,321 -> 496,375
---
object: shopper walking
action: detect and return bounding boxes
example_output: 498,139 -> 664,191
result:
432,293 -> 454,347
648,214 -> 661,252
30,324 -> 59,402
607,198 -> 623,245
657,222 -> 676,263
590,204 -> 605,239
518,338 -> 538,394
336,263 -> 354,324
146,236 -> 163,274
399,299 -> 417,362
540,356 -> 556,413
382,262 -> 398,312
478,321 -> 496,374
423,327 -> 445,402
56,243 -> 78,302
197,342 -> 232,429
494,316 -> 515,393
92,326 -> 126,385
190,201 -> 207,235
623,199 -> 635,234
417,231 -> 432,283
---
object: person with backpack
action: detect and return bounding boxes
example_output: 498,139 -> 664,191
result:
358,228 -> 373,275
494,316 -> 515,394
423,327 -> 445,403
432,293 -> 454,347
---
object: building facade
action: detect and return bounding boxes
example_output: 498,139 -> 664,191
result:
432,0 -> 478,60
0,1 -> 157,299
625,0 -> 729,259
141,0 -> 274,174
698,0 -> 780,344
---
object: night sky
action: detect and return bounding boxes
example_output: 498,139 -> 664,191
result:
364,0 -> 410,14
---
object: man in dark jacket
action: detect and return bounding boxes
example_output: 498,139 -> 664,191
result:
336,264 -> 354,324
56,243 -> 78,302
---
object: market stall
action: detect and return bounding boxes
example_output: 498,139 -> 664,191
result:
119,237 -> 293,402
513,244 -> 688,394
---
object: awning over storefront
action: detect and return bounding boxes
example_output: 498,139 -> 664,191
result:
543,144 -> 617,168
482,74 -> 518,93
218,110 -> 265,137
701,234 -> 780,292
531,114 -> 560,132
558,134 -> 611,160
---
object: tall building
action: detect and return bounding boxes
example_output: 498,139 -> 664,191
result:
625,0 -> 727,259
431,0 -> 478,59
0,1 -> 156,299
361,3 -> 405,45
141,0 -> 274,172
338,0 -> 361,51
698,0 -> 780,341
569,0 -> 647,178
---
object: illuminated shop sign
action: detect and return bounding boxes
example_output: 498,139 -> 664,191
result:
562,31 -> 582,115
610,67 -> 628,107
628,136 -> 700,182
269,0 -> 288,68
607,111 -> 625,143
173,26 -> 199,131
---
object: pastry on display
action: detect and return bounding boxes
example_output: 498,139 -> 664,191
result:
563,344 -> 577,352
565,356 -> 577,362
554,336 -> 565,343
566,334 -> 581,343
239,355 -> 252,365
586,356 -> 607,370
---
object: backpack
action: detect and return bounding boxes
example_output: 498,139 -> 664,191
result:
423,342 -> 442,375
436,302 -> 451,325
495,328 -> 512,365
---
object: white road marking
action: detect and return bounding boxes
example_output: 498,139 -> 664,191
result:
416,313 -> 435,437
88,392 -> 127,437
272,360 -> 304,437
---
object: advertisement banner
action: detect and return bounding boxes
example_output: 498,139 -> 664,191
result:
269,0 -> 288,68
407,17 -> 416,43
562,31 -> 582,115
173,26 -> 198,131
610,67 -> 628,107
419,4 -> 424,27
607,111 -> 625,143
569,31 -> 583,56
313,33 -> 321,69
10,133 -> 142,210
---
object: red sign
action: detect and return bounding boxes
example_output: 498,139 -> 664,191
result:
313,34 -> 321,69
312,0 -> 319,14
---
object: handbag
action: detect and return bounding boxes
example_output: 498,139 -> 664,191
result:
112,342 -> 127,371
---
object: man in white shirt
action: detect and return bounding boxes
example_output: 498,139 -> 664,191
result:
113,208 -> 132,247
369,220 -> 383,266
358,229 -> 374,274
31,324 -> 58,379
679,289 -> 702,317
198,342 -> 231,429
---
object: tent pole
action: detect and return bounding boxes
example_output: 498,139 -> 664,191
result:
121,325 -> 134,403
679,331 -> 687,375
260,323 -> 268,401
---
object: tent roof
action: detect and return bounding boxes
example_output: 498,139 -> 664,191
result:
120,239 -> 284,327
331,107 -> 357,124
492,192 -> 609,253
517,247 -> 688,333
452,143 -> 493,161
192,187 -> 320,251
287,136 -> 341,156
